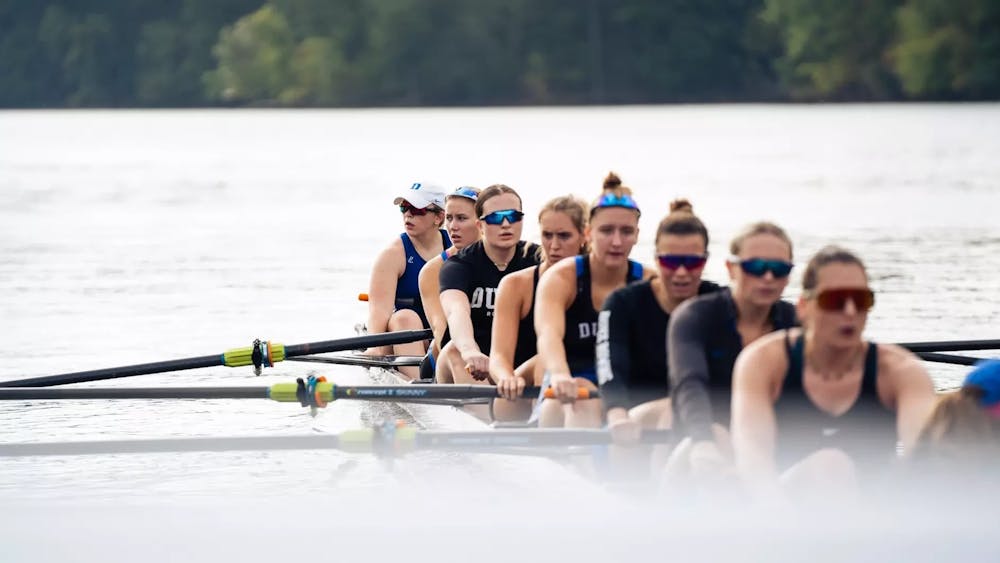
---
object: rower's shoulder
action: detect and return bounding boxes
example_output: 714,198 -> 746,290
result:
876,342 -> 929,375
498,265 -> 535,290
742,329 -> 793,360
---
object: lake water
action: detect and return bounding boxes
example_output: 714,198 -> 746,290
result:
1,105 -> 998,560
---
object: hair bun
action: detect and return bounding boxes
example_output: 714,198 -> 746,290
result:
602,172 -> 622,192
670,198 -> 694,214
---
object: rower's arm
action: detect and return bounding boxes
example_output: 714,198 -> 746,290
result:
366,242 -> 403,352
667,299 -> 715,442
418,257 -> 446,355
534,264 -> 574,377
885,345 -> 938,454
597,289 -> 633,419
489,273 -> 525,382
731,339 -> 783,498
440,289 -> 478,356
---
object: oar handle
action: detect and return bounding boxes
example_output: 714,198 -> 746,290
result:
266,383 -> 600,404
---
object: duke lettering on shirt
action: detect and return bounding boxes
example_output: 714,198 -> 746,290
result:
470,287 -> 497,315
578,321 -> 598,339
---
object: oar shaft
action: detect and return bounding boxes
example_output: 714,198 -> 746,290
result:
283,330 -> 431,357
0,435 -> 343,456
0,428 -> 673,457
0,355 -> 223,388
916,352 -> 981,366
900,339 -> 1000,353
1,329 -> 434,388
0,387 -> 268,400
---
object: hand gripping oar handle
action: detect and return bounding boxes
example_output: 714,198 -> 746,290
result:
0,329 -> 432,388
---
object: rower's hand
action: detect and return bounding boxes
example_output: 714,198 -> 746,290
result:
607,412 -> 641,446
496,374 -> 526,401
549,373 -> 577,403
460,349 -> 491,381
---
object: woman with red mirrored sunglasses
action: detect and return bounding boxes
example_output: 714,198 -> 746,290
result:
597,199 -> 720,445
535,172 -> 654,428
731,245 -> 936,506
365,182 -> 450,379
665,222 -> 798,484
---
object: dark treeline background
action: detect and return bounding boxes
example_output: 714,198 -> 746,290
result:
2,0 -> 998,108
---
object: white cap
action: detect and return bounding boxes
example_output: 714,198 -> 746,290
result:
393,182 -> 446,209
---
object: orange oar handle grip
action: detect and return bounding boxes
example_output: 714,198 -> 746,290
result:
540,387 -> 598,400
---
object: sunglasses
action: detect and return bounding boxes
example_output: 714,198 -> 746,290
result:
592,193 -> 640,214
808,288 -> 875,313
450,186 -> 479,201
480,209 -> 524,225
729,256 -> 794,278
657,254 -> 708,270
399,202 -> 435,216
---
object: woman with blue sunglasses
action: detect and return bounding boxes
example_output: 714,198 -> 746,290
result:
364,182 -> 450,379
535,172 -> 654,428
437,184 -> 540,386
731,246 -> 935,506
665,222 -> 798,481
597,199 -> 720,444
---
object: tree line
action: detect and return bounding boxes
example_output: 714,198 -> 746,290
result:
1,0 -> 997,108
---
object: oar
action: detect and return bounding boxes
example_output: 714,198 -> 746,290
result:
0,382 -> 598,405
0,329 -> 432,388
285,354 -> 424,368
916,352 -> 984,366
898,339 -> 1000,353
0,427 -> 669,458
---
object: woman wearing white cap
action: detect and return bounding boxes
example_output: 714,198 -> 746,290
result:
365,182 -> 451,379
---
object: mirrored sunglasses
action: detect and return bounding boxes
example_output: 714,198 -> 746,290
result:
729,256 -> 794,278
480,209 -> 524,225
593,193 -> 640,213
656,254 -> 708,270
809,288 -> 875,313
399,202 -> 434,216
450,186 -> 479,201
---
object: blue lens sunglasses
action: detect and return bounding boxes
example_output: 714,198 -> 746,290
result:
480,209 -> 524,225
728,256 -> 794,278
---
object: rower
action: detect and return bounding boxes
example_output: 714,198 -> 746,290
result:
436,184 -> 540,385
730,245 -> 937,505
666,221 -> 797,478
597,199 -> 720,444
418,186 -> 482,380
535,172 -> 653,428
492,195 -> 589,421
365,182 -> 450,379
910,359 -> 1000,488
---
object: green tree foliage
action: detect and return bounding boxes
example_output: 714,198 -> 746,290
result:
0,0 -> 998,107
892,0 -> 1000,99
204,5 -> 296,104
763,0 -> 901,100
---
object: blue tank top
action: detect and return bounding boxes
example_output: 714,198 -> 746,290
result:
562,255 -> 643,382
395,230 -> 451,327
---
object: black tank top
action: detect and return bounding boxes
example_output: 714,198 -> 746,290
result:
438,240 -> 541,355
563,255 -> 643,376
774,333 -> 897,473
512,266 -> 541,367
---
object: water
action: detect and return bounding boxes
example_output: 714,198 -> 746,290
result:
1,105 -> 999,560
